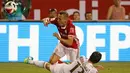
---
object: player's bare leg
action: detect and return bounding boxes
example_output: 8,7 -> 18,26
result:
49,53 -> 61,64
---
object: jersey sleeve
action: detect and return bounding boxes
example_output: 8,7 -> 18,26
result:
43,17 -> 57,25
50,18 -> 58,25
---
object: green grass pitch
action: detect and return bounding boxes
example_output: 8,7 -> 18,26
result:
0,62 -> 130,73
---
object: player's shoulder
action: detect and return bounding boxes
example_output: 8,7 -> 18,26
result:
89,65 -> 98,73
85,63 -> 98,73
90,67 -> 98,73
68,19 -> 75,27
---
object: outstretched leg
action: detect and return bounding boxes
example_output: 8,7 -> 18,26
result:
24,57 -> 51,71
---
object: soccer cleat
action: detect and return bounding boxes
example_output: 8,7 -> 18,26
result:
24,56 -> 33,64
24,58 -> 29,64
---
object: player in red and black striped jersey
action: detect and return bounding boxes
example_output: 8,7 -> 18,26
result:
43,11 -> 80,64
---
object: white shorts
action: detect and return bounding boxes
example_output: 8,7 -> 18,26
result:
50,60 -> 82,73
54,43 -> 79,62
50,63 -> 68,73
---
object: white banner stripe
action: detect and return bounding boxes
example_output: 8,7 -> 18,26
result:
121,1 -> 130,5
92,1 -> 98,7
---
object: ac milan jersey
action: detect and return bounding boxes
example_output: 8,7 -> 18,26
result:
64,59 -> 98,73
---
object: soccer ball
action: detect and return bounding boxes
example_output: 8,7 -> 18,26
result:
4,1 -> 18,14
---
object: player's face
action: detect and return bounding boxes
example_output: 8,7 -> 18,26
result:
57,14 -> 67,27
85,13 -> 92,20
49,11 -> 57,18
114,0 -> 121,6
73,13 -> 80,20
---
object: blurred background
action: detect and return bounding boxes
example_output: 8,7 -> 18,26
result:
0,0 -> 130,73
0,0 -> 130,20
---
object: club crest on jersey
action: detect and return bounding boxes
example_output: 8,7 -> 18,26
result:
70,27 -> 74,33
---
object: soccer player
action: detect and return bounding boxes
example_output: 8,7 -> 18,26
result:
24,51 -> 102,73
43,11 -> 80,64
107,0 -> 125,20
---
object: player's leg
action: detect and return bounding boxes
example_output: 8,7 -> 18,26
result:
24,57 -> 51,71
68,48 -> 79,62
49,43 -> 65,64
33,61 -> 51,71
49,53 -> 61,64
50,63 -> 68,73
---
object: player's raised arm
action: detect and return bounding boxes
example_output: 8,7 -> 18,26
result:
53,32 -> 73,46
42,18 -> 50,26
42,8 -> 57,26
42,17 -> 56,26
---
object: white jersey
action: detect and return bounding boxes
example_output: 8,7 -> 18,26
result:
50,58 -> 98,73
84,62 -> 98,73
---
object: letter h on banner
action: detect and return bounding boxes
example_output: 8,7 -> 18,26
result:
9,25 -> 39,61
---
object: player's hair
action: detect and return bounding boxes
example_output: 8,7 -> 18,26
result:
89,51 -> 102,64
59,10 -> 69,18
73,11 -> 80,15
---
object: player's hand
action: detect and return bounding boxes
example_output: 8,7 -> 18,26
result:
53,32 -> 60,40
96,65 -> 104,70
42,18 -> 50,26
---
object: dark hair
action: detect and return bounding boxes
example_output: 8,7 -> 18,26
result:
59,10 -> 69,18
49,8 -> 57,13
85,12 -> 92,17
89,51 -> 102,64
73,11 -> 80,15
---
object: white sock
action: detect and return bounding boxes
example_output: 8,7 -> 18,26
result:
28,60 -> 34,65
34,61 -> 47,68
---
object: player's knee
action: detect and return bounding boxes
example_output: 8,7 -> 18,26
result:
70,56 -> 77,62
46,63 -> 51,71
49,54 -> 61,64
50,58 -> 58,64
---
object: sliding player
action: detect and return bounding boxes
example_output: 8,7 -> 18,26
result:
24,51 -> 102,73
43,11 -> 79,64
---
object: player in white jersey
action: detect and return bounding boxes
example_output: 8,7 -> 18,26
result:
24,51 -> 102,73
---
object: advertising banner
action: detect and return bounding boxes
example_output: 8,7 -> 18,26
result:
0,21 -> 130,62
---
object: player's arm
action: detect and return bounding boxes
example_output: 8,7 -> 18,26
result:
42,18 -> 56,26
53,33 -> 73,46
107,6 -> 113,20
95,65 -> 104,70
